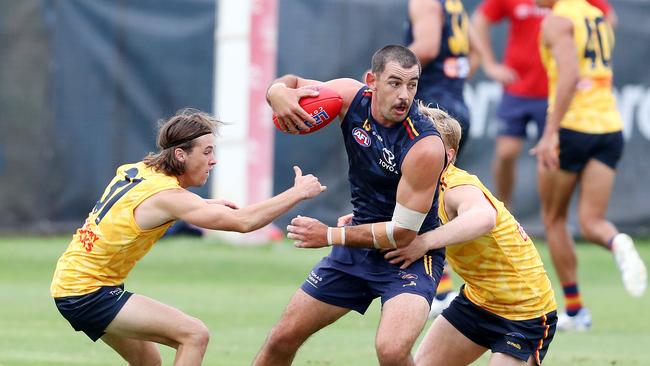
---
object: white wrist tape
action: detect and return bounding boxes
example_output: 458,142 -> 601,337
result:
327,227 -> 345,246
386,221 -> 397,247
371,222 -> 397,249
327,227 -> 332,246
392,202 -> 427,232
371,223 -> 379,249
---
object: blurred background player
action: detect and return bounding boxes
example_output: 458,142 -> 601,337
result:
405,0 -> 479,156
255,45 -> 447,366
50,109 -> 326,365
533,0 -> 647,331
472,0 -> 617,210
404,0 -> 481,315
386,105 -> 557,366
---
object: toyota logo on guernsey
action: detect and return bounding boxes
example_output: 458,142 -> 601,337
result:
352,127 -> 371,147
380,147 -> 399,175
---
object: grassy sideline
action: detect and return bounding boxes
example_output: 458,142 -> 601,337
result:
0,236 -> 649,365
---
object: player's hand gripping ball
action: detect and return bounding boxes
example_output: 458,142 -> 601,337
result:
273,85 -> 343,134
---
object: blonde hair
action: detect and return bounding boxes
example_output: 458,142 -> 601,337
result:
418,101 -> 462,162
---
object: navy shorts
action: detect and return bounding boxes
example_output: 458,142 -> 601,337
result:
496,92 -> 547,139
442,288 -> 557,365
416,92 -> 470,154
54,284 -> 133,341
301,247 -> 445,314
559,128 -> 624,172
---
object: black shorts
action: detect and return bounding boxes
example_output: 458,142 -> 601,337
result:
441,288 -> 557,365
54,284 -> 133,341
301,248 -> 445,314
559,128 -> 624,172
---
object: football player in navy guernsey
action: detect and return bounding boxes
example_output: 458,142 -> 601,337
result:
254,45 -> 447,366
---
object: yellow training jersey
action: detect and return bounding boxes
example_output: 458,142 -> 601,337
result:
439,165 -> 556,320
540,0 -> 622,134
51,161 -> 180,298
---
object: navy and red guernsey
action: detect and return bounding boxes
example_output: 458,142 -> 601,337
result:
341,87 -> 443,234
324,86 -> 444,265
299,87 -> 446,310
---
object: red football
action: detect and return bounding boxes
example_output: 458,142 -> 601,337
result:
273,85 -> 343,134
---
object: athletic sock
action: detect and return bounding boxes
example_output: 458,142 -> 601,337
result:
435,269 -> 453,300
562,282 -> 583,316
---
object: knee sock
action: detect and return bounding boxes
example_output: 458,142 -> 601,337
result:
562,282 -> 583,316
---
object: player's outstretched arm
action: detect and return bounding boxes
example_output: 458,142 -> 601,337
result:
267,75 -> 362,134
385,184 -> 497,269
140,166 -> 326,233
288,136 -> 445,249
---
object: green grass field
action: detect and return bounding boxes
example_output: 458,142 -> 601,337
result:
1,236 -> 648,365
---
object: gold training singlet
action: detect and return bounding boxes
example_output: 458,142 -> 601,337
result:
540,0 -> 622,134
51,162 -> 180,298
439,165 -> 556,320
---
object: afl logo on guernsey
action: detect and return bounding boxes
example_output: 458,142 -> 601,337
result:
352,127 -> 371,147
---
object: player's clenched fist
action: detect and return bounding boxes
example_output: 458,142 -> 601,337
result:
287,215 -> 328,248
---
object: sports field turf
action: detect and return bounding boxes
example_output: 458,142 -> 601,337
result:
1,236 -> 648,365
